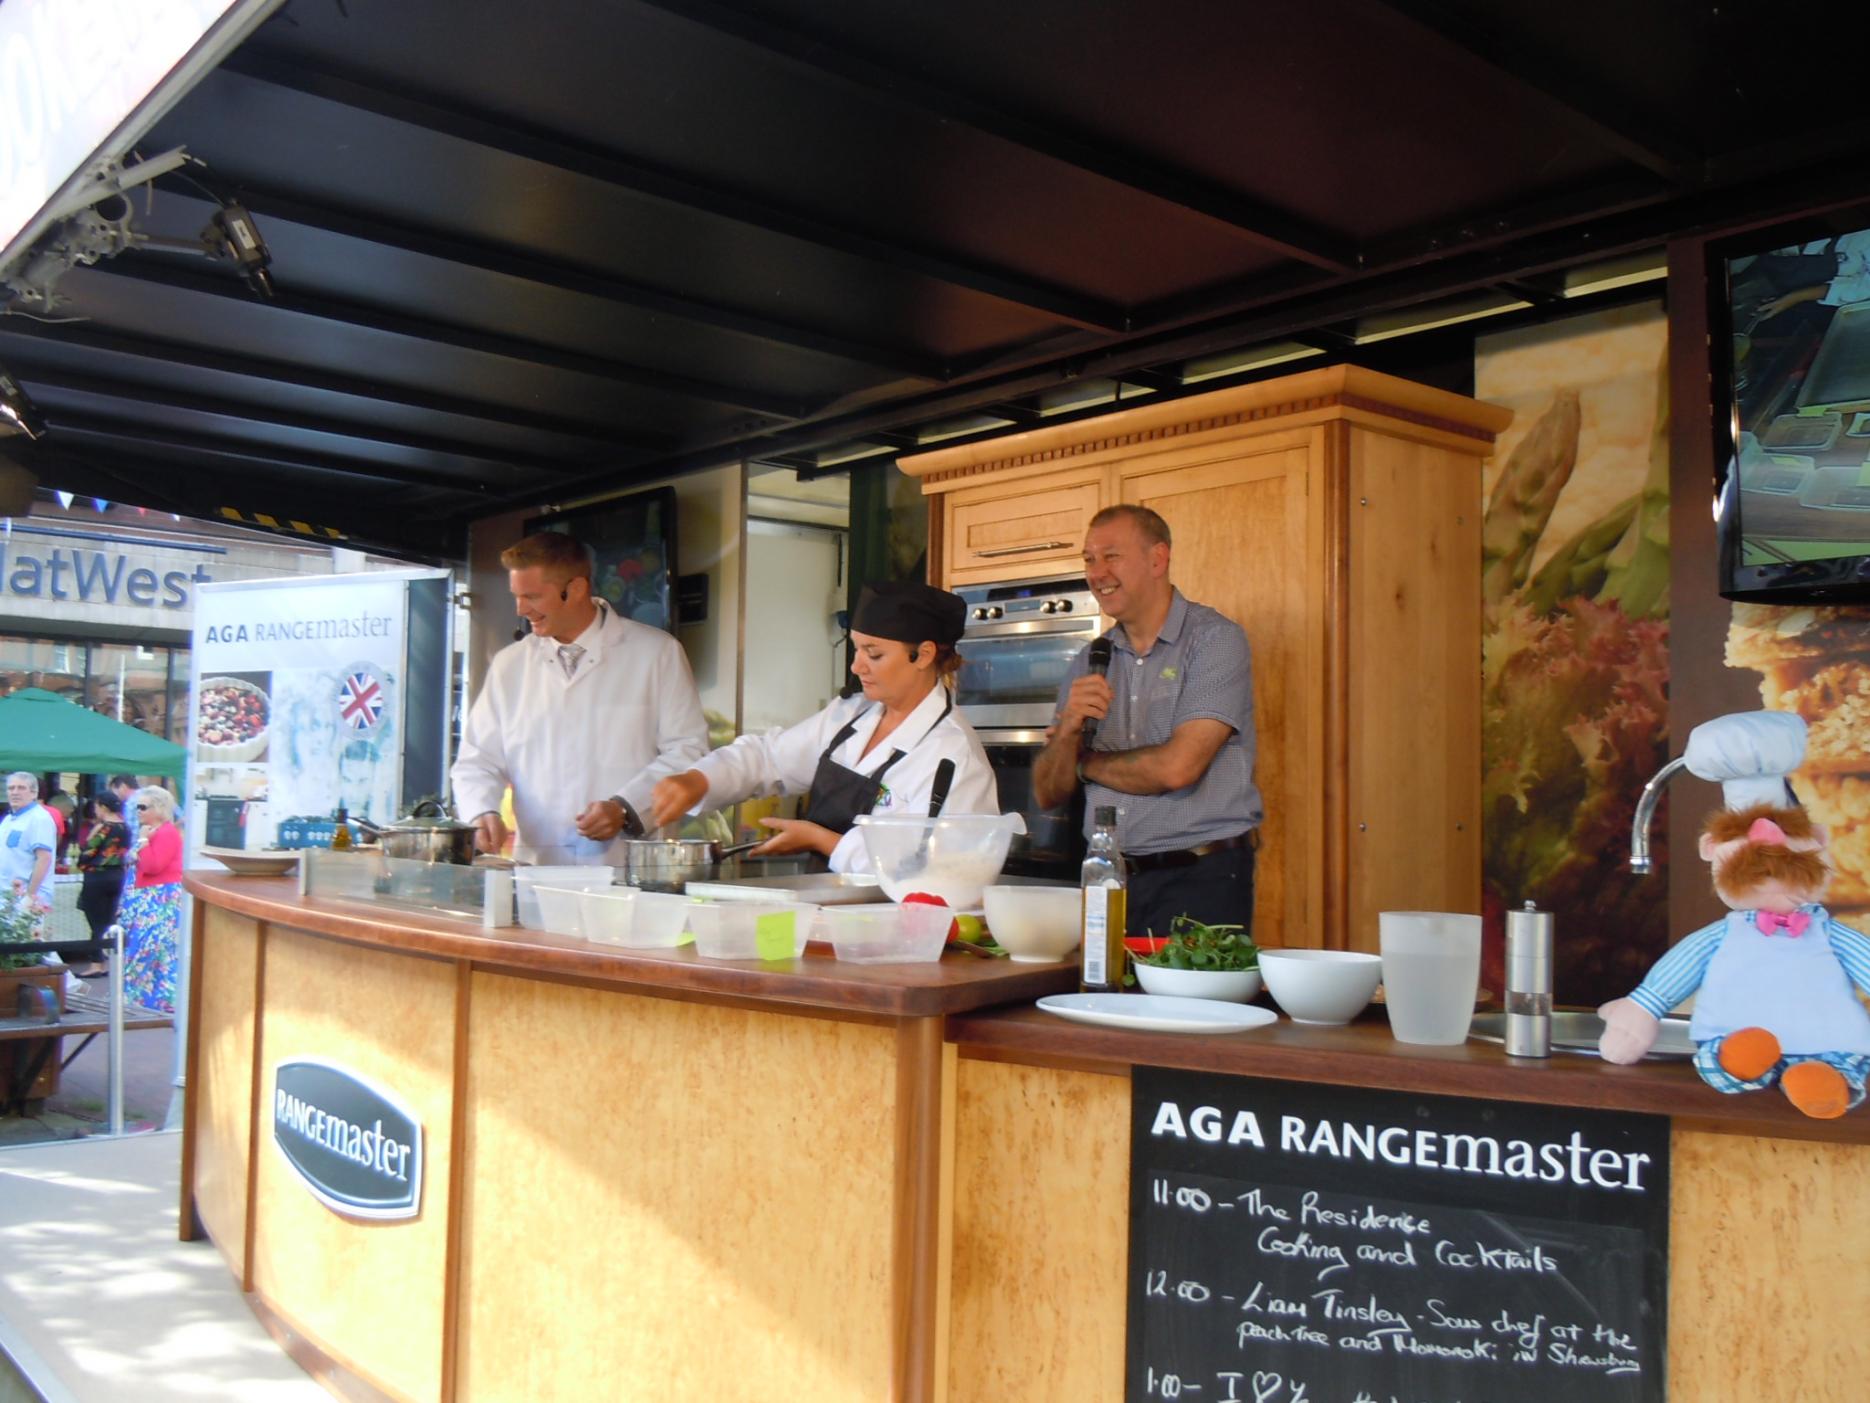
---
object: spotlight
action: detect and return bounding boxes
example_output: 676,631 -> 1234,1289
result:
0,367 -> 47,441
204,203 -> 275,299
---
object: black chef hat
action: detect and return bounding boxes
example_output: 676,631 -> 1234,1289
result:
851,580 -> 966,648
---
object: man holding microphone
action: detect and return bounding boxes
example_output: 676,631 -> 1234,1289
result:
451,531 -> 708,864
1033,504 -> 1262,937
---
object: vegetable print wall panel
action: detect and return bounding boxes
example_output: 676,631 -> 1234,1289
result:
1475,302 -> 1671,1009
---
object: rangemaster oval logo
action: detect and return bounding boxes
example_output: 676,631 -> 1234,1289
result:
272,1059 -> 423,1220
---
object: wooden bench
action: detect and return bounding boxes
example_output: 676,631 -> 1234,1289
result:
1,932 -> 175,1117
0,985 -> 174,1115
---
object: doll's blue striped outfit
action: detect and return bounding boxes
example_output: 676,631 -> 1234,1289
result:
1627,906 -> 1870,1107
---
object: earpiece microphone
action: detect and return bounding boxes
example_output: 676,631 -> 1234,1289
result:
1081,636 -> 1113,748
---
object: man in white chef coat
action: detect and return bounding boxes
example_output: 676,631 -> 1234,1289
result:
451,531 -> 709,864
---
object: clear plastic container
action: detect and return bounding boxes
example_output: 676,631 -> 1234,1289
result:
577,887 -> 639,945
594,889 -> 695,948
531,884 -> 593,936
821,903 -> 952,963
516,867 -> 616,929
687,901 -> 816,960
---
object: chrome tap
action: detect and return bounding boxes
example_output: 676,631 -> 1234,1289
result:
1629,755 -> 1689,874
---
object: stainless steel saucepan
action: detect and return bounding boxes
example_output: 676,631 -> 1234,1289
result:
354,800 -> 480,865
617,837 -> 762,893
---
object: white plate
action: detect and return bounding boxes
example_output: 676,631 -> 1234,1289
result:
1037,993 -> 1279,1034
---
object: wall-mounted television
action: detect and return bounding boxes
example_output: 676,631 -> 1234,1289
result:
524,486 -> 678,632
1713,200 -> 1870,601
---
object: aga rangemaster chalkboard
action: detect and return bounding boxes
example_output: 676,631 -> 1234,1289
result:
1128,1068 -> 1669,1403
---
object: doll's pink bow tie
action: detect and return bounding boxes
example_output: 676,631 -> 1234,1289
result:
1755,910 -> 1811,936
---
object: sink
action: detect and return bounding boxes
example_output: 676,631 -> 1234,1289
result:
1469,1010 -> 1695,1060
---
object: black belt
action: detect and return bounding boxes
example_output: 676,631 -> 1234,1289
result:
1126,831 -> 1256,873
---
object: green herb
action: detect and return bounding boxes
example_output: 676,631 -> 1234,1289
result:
1136,914 -> 1259,972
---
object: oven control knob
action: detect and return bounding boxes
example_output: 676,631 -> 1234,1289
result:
1040,600 -> 1057,614
989,606 -> 1005,619
1057,599 -> 1073,612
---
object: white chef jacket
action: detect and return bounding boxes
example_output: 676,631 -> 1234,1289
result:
691,682 -> 998,874
451,603 -> 709,865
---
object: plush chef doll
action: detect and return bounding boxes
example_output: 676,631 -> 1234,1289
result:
1598,712 -> 1870,1119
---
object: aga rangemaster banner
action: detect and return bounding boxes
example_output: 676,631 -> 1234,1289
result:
185,570 -> 453,863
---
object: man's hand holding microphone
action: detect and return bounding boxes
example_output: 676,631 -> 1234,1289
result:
1059,637 -> 1114,750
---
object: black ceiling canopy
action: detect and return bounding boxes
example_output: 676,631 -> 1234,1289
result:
1,0 -> 1865,558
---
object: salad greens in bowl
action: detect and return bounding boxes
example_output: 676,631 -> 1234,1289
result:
1131,916 -> 1262,1002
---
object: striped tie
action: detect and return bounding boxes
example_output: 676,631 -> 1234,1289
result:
557,644 -> 584,678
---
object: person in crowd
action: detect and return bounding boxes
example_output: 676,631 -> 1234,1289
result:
1033,504 -> 1263,937
43,786 -> 71,857
110,775 -> 140,892
646,581 -> 997,871
119,786 -> 183,1012
451,531 -> 709,864
1,771 -> 58,917
71,791 -> 129,976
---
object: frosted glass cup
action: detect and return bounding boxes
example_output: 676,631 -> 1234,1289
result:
1378,911 -> 1482,1046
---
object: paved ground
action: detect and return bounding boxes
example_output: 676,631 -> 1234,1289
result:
0,1133 -> 327,1402
0,1001 -> 178,1149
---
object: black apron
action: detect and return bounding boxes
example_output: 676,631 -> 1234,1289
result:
804,692 -> 955,836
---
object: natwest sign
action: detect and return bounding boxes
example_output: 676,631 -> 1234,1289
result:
0,538 -> 211,610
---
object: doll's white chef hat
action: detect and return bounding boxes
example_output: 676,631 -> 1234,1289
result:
1683,711 -> 1807,809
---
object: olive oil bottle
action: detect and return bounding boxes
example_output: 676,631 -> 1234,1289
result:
1079,806 -> 1127,994
329,805 -> 353,852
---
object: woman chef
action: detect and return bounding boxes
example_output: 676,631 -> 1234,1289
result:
646,581 -> 997,871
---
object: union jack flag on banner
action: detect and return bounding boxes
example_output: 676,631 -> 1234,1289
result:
338,670 -> 385,731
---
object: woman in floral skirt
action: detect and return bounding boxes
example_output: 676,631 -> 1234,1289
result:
120,786 -> 182,1012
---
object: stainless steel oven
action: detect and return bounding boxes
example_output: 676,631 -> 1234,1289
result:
954,575 -> 1102,877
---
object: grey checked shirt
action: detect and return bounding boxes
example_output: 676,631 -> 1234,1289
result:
1053,590 -> 1262,855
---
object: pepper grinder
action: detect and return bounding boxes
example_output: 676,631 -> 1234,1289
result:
1504,900 -> 1553,1058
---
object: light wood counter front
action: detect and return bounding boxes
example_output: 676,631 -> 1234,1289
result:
187,876 -> 1868,1402
181,875 -> 1074,1403
942,1008 -> 1870,1403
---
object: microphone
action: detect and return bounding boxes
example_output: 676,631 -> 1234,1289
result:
1081,636 -> 1113,748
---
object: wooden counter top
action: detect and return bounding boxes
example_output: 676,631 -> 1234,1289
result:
186,873 -> 1077,1018
946,1004 -> 1870,1145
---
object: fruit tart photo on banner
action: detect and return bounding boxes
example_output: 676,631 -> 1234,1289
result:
1476,302 -> 1672,1009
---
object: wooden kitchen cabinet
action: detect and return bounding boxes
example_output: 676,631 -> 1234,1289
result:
899,366 -> 1512,951
938,464 -> 1109,585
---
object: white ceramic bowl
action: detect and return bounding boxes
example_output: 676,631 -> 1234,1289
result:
199,846 -> 300,878
981,885 -> 1080,963
1258,949 -> 1382,1024
1132,963 -> 1263,1003
854,812 -> 1027,909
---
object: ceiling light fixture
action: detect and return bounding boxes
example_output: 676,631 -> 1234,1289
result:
1182,342 -> 1327,384
1561,249 -> 1668,298
1352,293 -> 1533,345
202,202 -> 275,299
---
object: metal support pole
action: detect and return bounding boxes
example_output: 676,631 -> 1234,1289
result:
108,922 -> 124,1137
